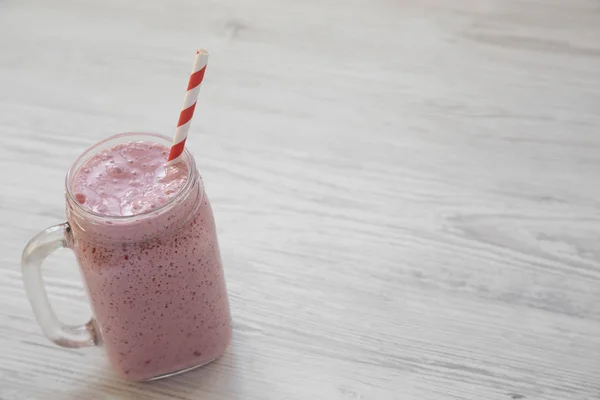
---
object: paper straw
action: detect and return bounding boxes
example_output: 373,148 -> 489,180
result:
167,49 -> 209,163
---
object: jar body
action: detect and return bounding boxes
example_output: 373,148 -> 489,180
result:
65,133 -> 231,381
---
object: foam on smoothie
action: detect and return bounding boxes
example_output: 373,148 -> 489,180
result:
72,141 -> 188,216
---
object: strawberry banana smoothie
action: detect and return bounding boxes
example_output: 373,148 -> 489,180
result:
68,139 -> 231,381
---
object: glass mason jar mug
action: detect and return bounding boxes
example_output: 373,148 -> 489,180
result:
21,133 -> 232,381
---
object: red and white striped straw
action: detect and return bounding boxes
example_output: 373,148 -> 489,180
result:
167,49 -> 209,163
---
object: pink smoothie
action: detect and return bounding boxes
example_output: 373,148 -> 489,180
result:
69,141 -> 231,381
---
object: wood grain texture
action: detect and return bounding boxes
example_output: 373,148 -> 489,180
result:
1,0 -> 600,399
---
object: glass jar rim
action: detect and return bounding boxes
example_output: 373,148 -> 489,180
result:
65,132 -> 197,222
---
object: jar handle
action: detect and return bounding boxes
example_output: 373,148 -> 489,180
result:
21,223 -> 100,348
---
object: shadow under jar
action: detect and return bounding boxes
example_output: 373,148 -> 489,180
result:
22,133 -> 232,381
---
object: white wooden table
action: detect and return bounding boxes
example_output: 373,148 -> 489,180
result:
1,0 -> 600,399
